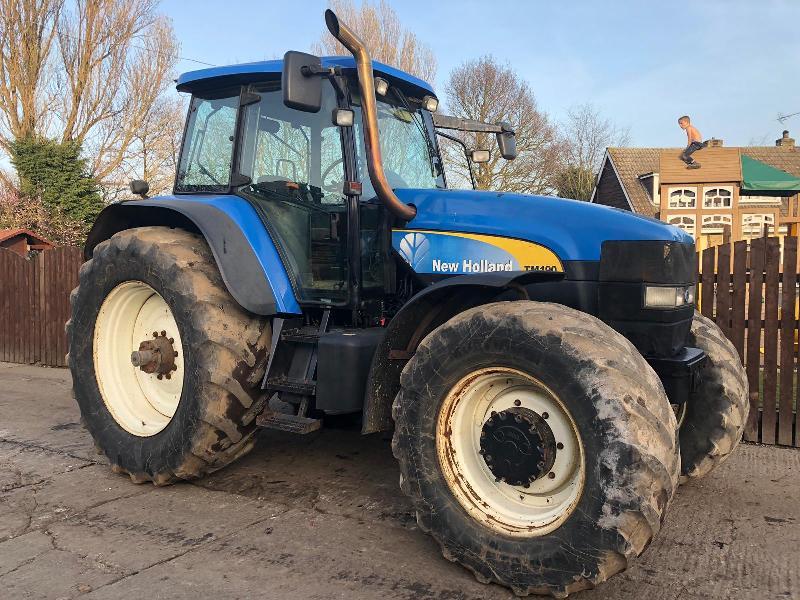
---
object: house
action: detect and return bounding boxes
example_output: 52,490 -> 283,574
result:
0,229 -> 55,257
591,131 -> 800,248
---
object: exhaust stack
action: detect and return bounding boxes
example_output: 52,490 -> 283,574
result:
324,9 -> 417,222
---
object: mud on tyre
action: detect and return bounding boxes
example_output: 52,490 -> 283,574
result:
67,226 -> 271,485
678,312 -> 749,480
392,301 -> 679,597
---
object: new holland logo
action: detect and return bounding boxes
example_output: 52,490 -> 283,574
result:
398,232 -> 430,270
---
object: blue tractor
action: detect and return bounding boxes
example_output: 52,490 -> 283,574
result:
68,10 -> 748,596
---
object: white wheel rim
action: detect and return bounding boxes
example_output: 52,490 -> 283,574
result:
436,367 -> 584,537
93,281 -> 184,436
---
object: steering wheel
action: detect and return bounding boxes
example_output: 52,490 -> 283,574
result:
321,158 -> 345,196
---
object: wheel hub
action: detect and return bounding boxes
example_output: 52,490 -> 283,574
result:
480,407 -> 556,487
130,331 -> 178,379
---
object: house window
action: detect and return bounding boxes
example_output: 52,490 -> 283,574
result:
669,215 -> 695,236
701,214 -> 732,233
703,187 -> 733,208
668,187 -> 696,208
741,213 -> 775,237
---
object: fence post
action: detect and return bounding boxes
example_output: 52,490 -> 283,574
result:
745,237 -> 765,442
700,246 -> 715,319
761,237 -> 780,445
779,235 -> 797,446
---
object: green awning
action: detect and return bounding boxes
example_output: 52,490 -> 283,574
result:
741,154 -> 800,192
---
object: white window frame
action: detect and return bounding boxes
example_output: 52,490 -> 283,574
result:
669,215 -> 696,236
741,213 -> 775,237
701,214 -> 732,233
702,186 -> 734,209
668,186 -> 697,209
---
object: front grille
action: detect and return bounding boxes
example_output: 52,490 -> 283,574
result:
598,240 -> 696,357
599,240 -> 695,284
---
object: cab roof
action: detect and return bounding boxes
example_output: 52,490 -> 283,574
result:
176,56 -> 435,97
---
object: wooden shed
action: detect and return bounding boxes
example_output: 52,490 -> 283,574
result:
0,229 -> 55,257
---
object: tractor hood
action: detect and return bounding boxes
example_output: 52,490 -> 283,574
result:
393,188 -> 691,263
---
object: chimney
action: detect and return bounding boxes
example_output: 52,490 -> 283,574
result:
776,130 -> 795,148
707,137 -> 723,148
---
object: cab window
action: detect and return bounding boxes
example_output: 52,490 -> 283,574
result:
175,90 -> 239,193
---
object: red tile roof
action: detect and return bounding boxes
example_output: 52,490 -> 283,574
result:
0,228 -> 54,247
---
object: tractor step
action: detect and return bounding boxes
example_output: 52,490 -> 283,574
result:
263,375 -> 316,396
280,328 -> 321,344
256,411 -> 322,434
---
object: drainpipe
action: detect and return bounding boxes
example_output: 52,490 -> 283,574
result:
324,9 -> 417,222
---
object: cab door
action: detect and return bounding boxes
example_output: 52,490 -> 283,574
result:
236,83 -> 351,305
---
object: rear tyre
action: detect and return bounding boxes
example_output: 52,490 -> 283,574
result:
677,312 -> 748,480
392,301 -> 679,597
67,227 -> 271,485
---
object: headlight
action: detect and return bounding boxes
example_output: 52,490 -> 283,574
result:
644,284 -> 695,308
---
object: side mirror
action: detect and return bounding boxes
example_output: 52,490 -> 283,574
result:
469,149 -> 490,163
282,51 -> 323,113
130,179 -> 149,198
496,121 -> 517,160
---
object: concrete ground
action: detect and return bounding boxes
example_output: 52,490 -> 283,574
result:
0,362 -> 798,600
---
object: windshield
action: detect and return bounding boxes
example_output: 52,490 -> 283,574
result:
352,88 -> 444,199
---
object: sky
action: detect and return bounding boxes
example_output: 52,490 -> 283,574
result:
160,0 -> 800,149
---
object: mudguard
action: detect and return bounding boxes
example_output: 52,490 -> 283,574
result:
362,270 -> 564,433
85,196 -> 302,316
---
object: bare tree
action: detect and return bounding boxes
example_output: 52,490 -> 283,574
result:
106,94 -> 186,199
0,0 -> 179,188
56,1 -> 178,181
312,0 -> 436,82
557,103 -> 629,200
0,0 -> 63,148
443,55 -> 561,194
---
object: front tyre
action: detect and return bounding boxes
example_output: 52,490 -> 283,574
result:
67,227 -> 271,485
392,302 -> 679,597
677,312 -> 749,480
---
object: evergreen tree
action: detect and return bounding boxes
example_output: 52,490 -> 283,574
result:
10,137 -> 104,226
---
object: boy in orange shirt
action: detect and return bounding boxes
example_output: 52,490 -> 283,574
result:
678,115 -> 706,169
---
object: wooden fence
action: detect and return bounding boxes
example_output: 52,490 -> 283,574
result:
0,246 -> 82,367
698,234 -> 799,447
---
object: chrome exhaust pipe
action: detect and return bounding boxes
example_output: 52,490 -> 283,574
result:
324,9 -> 417,222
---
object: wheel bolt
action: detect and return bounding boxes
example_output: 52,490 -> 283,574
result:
152,331 -> 158,338
169,338 -> 174,344
548,472 -> 556,479
160,330 -> 166,337
165,373 -> 171,380
172,364 -> 178,371
174,351 -> 179,357
556,442 -> 564,450
157,374 -> 163,380
514,399 -> 521,407
542,412 -> 549,419
523,482 -> 530,488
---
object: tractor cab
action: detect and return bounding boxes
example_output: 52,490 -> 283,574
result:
173,52 -> 513,315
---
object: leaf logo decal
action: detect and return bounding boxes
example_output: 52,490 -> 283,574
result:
398,232 -> 430,270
